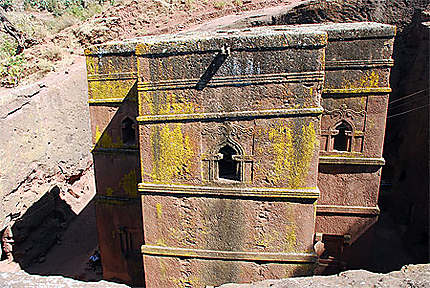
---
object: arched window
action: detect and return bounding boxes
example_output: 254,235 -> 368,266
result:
218,145 -> 240,181
122,117 -> 135,145
333,121 -> 352,152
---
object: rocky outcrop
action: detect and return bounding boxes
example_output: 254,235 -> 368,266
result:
0,56 -> 94,266
191,0 -> 429,33
219,264 -> 430,288
0,270 -> 128,288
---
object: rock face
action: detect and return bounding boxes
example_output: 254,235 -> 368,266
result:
190,0 -> 429,33
0,56 -> 94,266
0,271 -> 128,288
219,264 -> 430,288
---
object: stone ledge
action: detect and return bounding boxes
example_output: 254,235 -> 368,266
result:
316,205 -> 380,216
322,87 -> 392,95
319,156 -> 385,166
138,183 -> 320,199
141,245 -> 318,263
137,107 -> 324,123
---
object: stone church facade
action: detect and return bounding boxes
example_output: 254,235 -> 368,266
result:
85,23 -> 394,287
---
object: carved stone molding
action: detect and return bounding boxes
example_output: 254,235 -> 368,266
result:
201,122 -> 254,142
324,104 -> 365,121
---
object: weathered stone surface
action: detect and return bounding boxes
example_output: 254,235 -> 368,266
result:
0,56 -> 94,266
0,56 -> 92,225
219,264 -> 430,288
190,0 -> 429,33
0,271 -> 128,288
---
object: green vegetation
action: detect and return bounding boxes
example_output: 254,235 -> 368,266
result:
0,38 -> 25,87
23,0 -> 106,16
184,0 -> 195,9
214,0 -> 227,9
0,0 -> 116,87
213,0 -> 244,9
0,0 -> 14,10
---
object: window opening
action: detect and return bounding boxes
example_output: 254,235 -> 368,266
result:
218,145 -> 240,181
333,121 -> 352,151
119,226 -> 133,257
122,117 -> 135,145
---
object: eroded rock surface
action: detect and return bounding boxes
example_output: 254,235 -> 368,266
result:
0,271 -> 128,288
219,264 -> 430,288
0,56 -> 94,266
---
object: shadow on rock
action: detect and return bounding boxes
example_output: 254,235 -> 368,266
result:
4,186 -> 101,282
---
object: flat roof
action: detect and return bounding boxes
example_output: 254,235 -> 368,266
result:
84,25 -> 328,56
84,22 -> 395,56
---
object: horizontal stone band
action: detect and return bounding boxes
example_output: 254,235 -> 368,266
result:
317,205 -> 380,215
88,98 -> 125,105
137,71 -> 324,91
141,245 -> 318,263
323,87 -> 391,95
91,147 -> 139,154
319,156 -> 385,166
138,183 -> 320,199
87,72 -> 137,81
326,59 -> 394,69
137,107 -> 323,123
96,195 -> 140,205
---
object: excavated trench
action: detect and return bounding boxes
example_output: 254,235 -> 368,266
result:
0,0 -> 428,285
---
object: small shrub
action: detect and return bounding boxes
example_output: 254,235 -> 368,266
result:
0,37 -> 17,58
35,58 -> 54,75
49,13 -> 79,32
0,0 -> 14,10
24,0 -> 113,15
214,0 -> 227,9
66,3 -> 102,20
42,44 -> 63,61
0,54 -> 26,87
184,0 -> 194,9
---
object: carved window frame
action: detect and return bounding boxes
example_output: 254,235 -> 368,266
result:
330,120 -> 354,152
201,122 -> 254,183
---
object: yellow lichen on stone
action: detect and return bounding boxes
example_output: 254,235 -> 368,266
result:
95,125 -> 102,143
291,121 -> 317,188
156,238 -> 167,247
136,42 -> 152,55
120,170 -> 137,197
151,124 -> 194,183
106,187 -> 114,197
284,223 -> 297,252
88,79 -> 134,100
86,56 -> 98,75
171,276 -> 201,288
344,70 -> 380,90
254,230 -> 280,250
156,203 -> 163,219
267,121 -> 317,188
268,123 -> 294,185
284,205 -> 298,252
95,125 -> 122,148
142,91 -> 195,116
